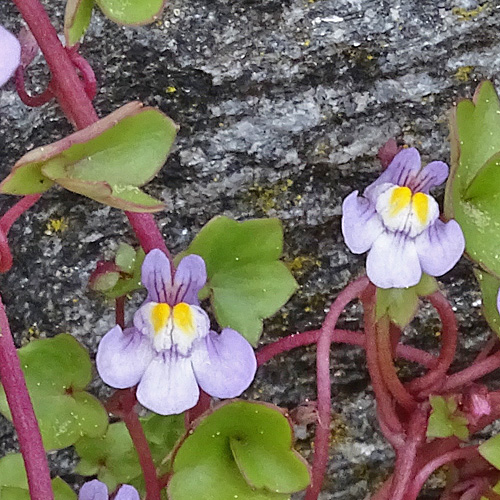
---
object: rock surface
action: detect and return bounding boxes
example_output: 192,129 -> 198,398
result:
0,0 -> 500,498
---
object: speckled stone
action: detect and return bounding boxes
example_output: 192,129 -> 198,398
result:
0,0 -> 499,498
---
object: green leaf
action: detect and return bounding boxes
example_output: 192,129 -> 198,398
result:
0,454 -> 76,500
168,401 -> 310,500
64,0 -> 94,46
1,102 -> 177,212
480,433 -> 500,469
115,243 -> 138,273
445,81 -> 500,277
106,248 -> 145,299
376,274 -> 438,327
427,395 -> 469,441
475,269 -> 500,337
0,334 -> 108,450
96,0 -> 165,25
180,217 -> 298,345
92,271 -> 120,291
75,413 -> 184,494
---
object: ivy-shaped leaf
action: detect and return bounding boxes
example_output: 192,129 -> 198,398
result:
179,217 -> 298,345
0,334 -> 108,450
444,81 -> 500,277
376,273 -> 438,327
0,454 -> 76,500
75,413 -> 184,494
480,433 -> 500,470
96,0 -> 165,26
0,102 -> 178,213
168,400 -> 310,500
427,395 -> 469,441
64,0 -> 94,46
475,268 -> 500,338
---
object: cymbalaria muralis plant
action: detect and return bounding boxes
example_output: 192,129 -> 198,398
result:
4,2 -> 500,500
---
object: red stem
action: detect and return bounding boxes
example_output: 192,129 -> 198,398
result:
443,349 -> 500,391
474,335 -> 499,364
107,389 -> 161,500
376,315 -> 417,411
0,195 -> 41,234
66,49 -> 97,100
305,275 -> 370,500
185,389 -> 211,425
115,296 -> 125,329
255,329 -> 436,368
406,447 -> 480,500
0,297 -> 53,500
407,291 -> 458,395
362,286 -> 404,436
15,67 -> 54,107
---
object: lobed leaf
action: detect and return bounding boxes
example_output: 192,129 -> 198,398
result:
475,269 -> 500,338
0,334 -> 108,450
180,217 -> 298,345
168,400 -> 310,500
480,433 -> 500,470
427,395 -> 469,441
96,0 -> 165,26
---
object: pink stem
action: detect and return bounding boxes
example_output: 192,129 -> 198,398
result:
0,195 -> 41,234
15,67 -> 54,107
115,296 -> 125,329
0,297 -> 53,500
376,316 -> 417,411
406,447 -> 480,500
388,407 -> 428,500
443,349 -> 500,391
305,275 -> 370,500
256,329 -> 436,368
66,49 -> 97,100
185,389 -> 211,426
362,286 -> 404,436
407,291 -> 458,395
474,335 -> 499,364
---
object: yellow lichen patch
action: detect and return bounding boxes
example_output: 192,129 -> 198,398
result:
389,186 -> 412,217
173,303 -> 195,335
45,217 -> 68,235
151,303 -> 171,334
330,413 -> 349,445
247,179 -> 295,214
165,86 -> 177,94
303,39 -> 311,47
454,65 -> 474,82
412,192 -> 429,224
285,255 -> 321,278
452,3 -> 488,21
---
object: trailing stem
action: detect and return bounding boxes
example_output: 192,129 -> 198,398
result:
0,298 -> 53,500
305,275 -> 370,500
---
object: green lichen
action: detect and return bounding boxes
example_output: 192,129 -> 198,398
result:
452,3 -> 488,21
246,178 -> 296,214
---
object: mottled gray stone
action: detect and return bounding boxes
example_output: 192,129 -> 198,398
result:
0,0 -> 499,498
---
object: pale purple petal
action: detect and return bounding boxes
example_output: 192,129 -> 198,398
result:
191,329 -> 257,398
409,161 -> 449,193
415,219 -> 464,276
96,326 -> 154,389
366,231 -> 421,288
497,287 -> 500,317
0,26 -> 21,88
137,351 -> 199,415
342,191 -> 384,254
115,485 -> 140,500
365,148 -> 421,198
172,254 -> 207,305
79,480 -> 108,500
141,249 -> 172,303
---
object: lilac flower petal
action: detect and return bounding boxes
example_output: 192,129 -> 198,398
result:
96,326 -> 154,389
141,249 -> 172,303
79,480 -> 108,500
172,254 -> 207,305
365,148 -> 421,198
342,191 -> 384,254
137,352 -> 199,415
415,219 -> 465,276
0,26 -> 21,88
410,161 -> 449,193
115,485 -> 140,500
191,329 -> 257,398
366,231 -> 422,288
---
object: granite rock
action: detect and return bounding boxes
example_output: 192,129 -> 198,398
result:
0,0 -> 499,498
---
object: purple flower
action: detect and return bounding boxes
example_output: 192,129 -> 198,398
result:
79,480 -> 139,500
0,26 -> 21,87
96,249 -> 257,415
342,148 -> 465,289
